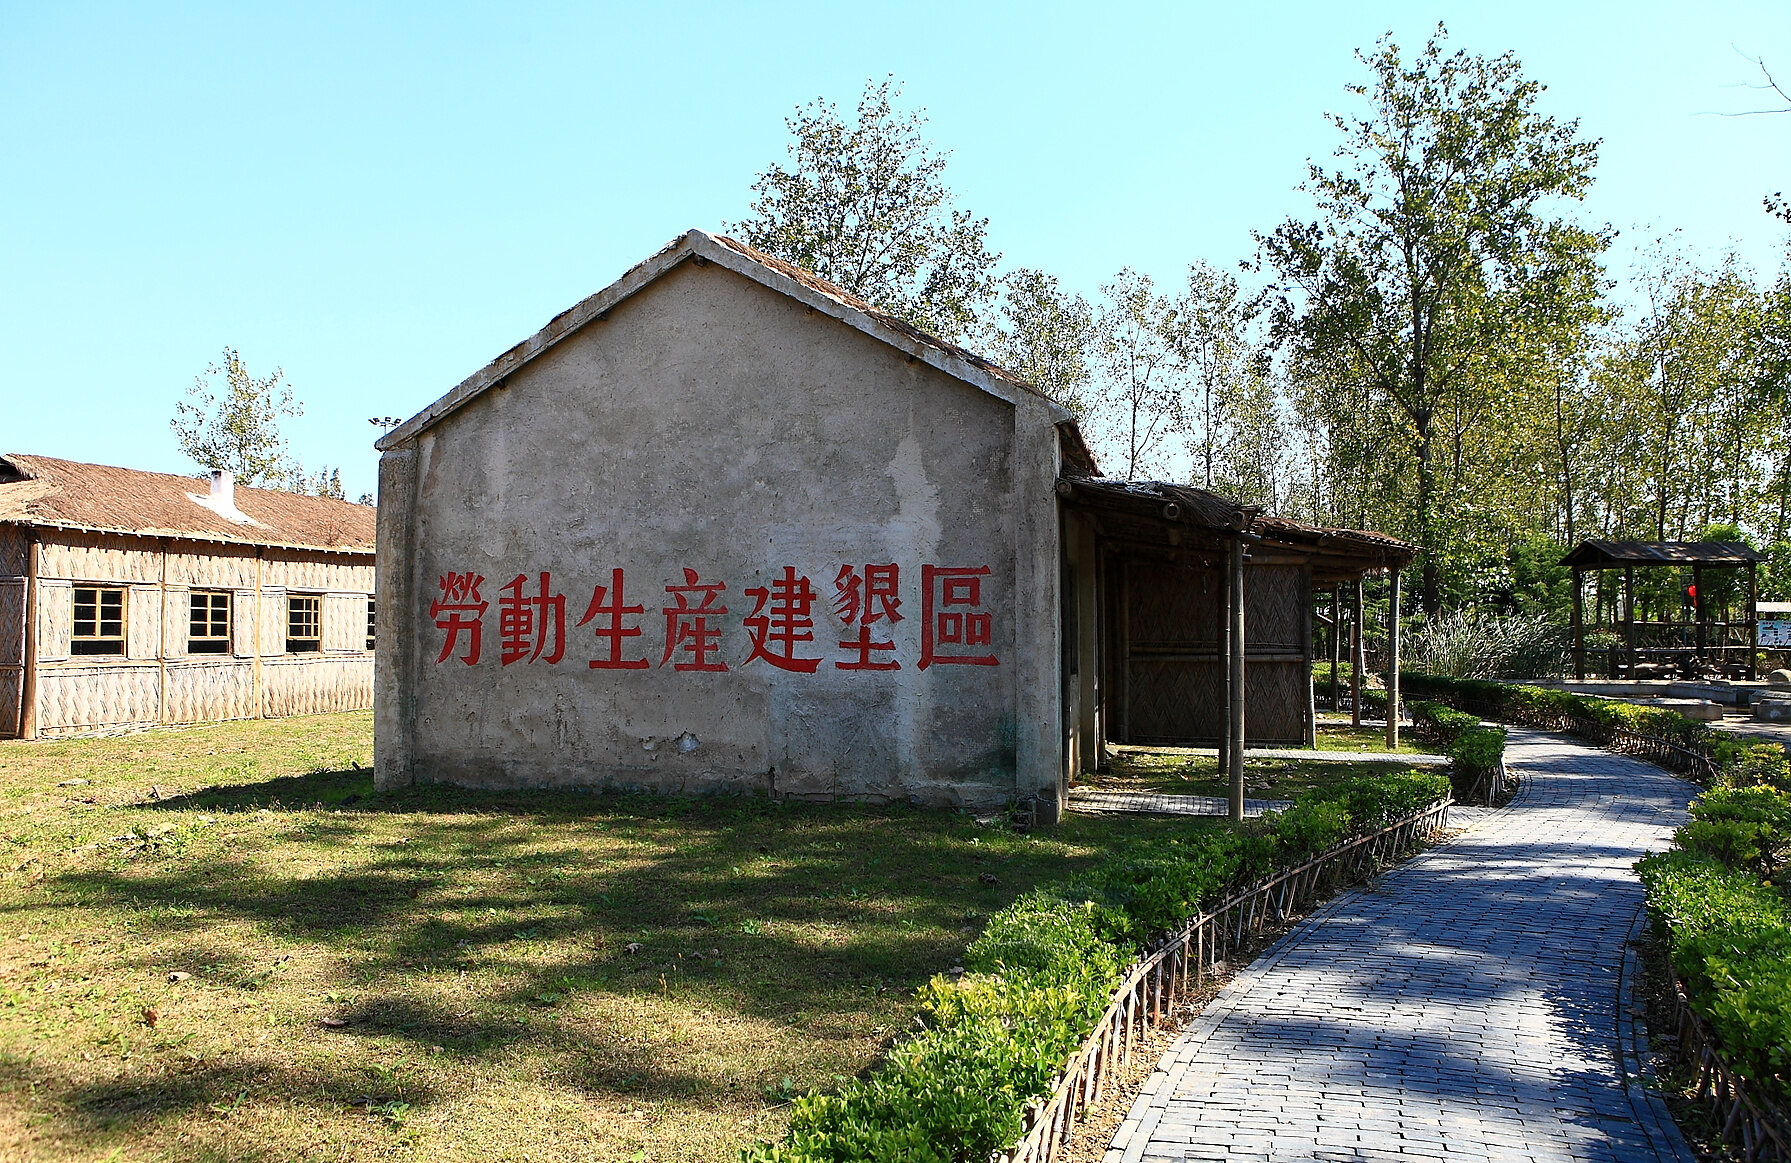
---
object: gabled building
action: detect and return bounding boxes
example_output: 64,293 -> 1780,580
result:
372,230 -> 1413,816
0,455 -> 377,738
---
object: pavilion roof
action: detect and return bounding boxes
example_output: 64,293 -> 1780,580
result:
1560,540 -> 1763,569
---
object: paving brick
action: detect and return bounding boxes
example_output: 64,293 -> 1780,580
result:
1100,728 -> 1700,1163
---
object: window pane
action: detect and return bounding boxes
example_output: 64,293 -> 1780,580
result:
71,586 -> 125,653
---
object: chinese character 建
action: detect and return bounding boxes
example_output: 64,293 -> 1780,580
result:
744,566 -> 821,673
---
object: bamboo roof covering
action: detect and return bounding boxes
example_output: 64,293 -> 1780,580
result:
1560,540 -> 1763,569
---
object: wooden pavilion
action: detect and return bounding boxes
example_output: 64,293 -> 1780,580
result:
1056,474 -> 1417,816
1560,540 -> 1763,680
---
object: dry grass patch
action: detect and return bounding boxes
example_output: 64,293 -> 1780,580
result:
0,712 -> 1210,1162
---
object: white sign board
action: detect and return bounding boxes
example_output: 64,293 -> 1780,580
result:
1760,620 -> 1791,648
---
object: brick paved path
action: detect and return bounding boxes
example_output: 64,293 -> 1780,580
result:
1070,790 -> 1296,818
1104,728 -> 1697,1163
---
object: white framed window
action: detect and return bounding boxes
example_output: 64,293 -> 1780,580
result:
188,591 -> 231,654
366,597 -> 377,652
72,586 -> 126,655
286,594 -> 321,653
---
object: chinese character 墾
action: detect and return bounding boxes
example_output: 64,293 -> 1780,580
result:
834,563 -> 902,670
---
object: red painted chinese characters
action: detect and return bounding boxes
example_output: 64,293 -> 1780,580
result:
430,563 -> 998,672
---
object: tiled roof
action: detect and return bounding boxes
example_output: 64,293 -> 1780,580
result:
0,454 -> 376,553
706,234 -> 1049,401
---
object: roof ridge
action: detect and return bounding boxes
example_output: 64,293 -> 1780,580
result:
376,229 -> 1071,455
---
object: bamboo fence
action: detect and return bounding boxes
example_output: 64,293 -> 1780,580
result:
991,797 -> 1453,1163
1437,696 -> 1719,786
1666,957 -> 1791,1161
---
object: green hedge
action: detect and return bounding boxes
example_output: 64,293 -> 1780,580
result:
1637,739 -> 1791,1111
1407,700 -> 1507,794
1636,850 -> 1791,1106
1398,672 -> 1759,776
743,770 -> 1451,1162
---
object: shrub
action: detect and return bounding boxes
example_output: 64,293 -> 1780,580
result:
1401,672 -> 1721,759
743,767 -> 1453,1161
1636,851 -> 1791,1103
1403,610 -> 1567,679
1678,785 -> 1791,880
1719,743 -> 1791,793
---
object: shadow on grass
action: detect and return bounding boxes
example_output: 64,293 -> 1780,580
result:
0,1052 -> 443,1135
18,765 -> 1204,1112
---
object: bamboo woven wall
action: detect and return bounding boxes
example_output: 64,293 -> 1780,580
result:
11,528 -> 374,738
1116,557 -> 1313,745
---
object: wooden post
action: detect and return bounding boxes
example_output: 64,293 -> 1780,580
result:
1304,578 -> 1317,747
1748,561 -> 1759,681
1229,537 -> 1247,821
1623,566 -> 1634,679
1219,552 -> 1232,782
1690,562 -> 1705,663
1571,566 -> 1584,680
1385,568 -> 1401,750
19,534 -> 39,740
1329,585 -> 1342,712
1351,579 -> 1364,729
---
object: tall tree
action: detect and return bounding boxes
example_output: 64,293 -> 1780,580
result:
173,348 -> 304,487
1176,261 -> 1253,491
733,78 -> 999,344
1259,25 -> 1608,614
1089,269 -> 1186,480
1594,249 -> 1767,540
987,268 -> 1097,412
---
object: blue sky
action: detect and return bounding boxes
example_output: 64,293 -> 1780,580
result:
4,1 -> 1788,501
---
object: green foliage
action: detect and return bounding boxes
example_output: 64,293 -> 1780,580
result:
1636,851 -> 1791,1103
732,78 -> 999,345
987,269 -> 1096,413
1259,23 -> 1607,613
1400,672 -> 1719,752
745,768 -> 1453,1161
172,347 -> 304,488
1403,611 -> 1567,679
1407,700 -> 1508,798
1719,743 -> 1791,793
1679,785 -> 1791,880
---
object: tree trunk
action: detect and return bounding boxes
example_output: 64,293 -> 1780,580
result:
1414,410 -> 1440,616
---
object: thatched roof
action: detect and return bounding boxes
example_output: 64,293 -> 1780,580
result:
1560,540 -> 1763,569
0,454 -> 376,554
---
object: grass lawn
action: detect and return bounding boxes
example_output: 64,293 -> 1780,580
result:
1310,725 -> 1441,756
0,712 -> 1222,1163
1091,726 -> 1441,800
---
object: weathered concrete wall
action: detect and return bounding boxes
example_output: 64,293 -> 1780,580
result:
381,258 -> 1063,808
11,529 -> 374,737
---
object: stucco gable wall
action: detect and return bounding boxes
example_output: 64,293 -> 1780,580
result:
395,259 -> 1037,804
